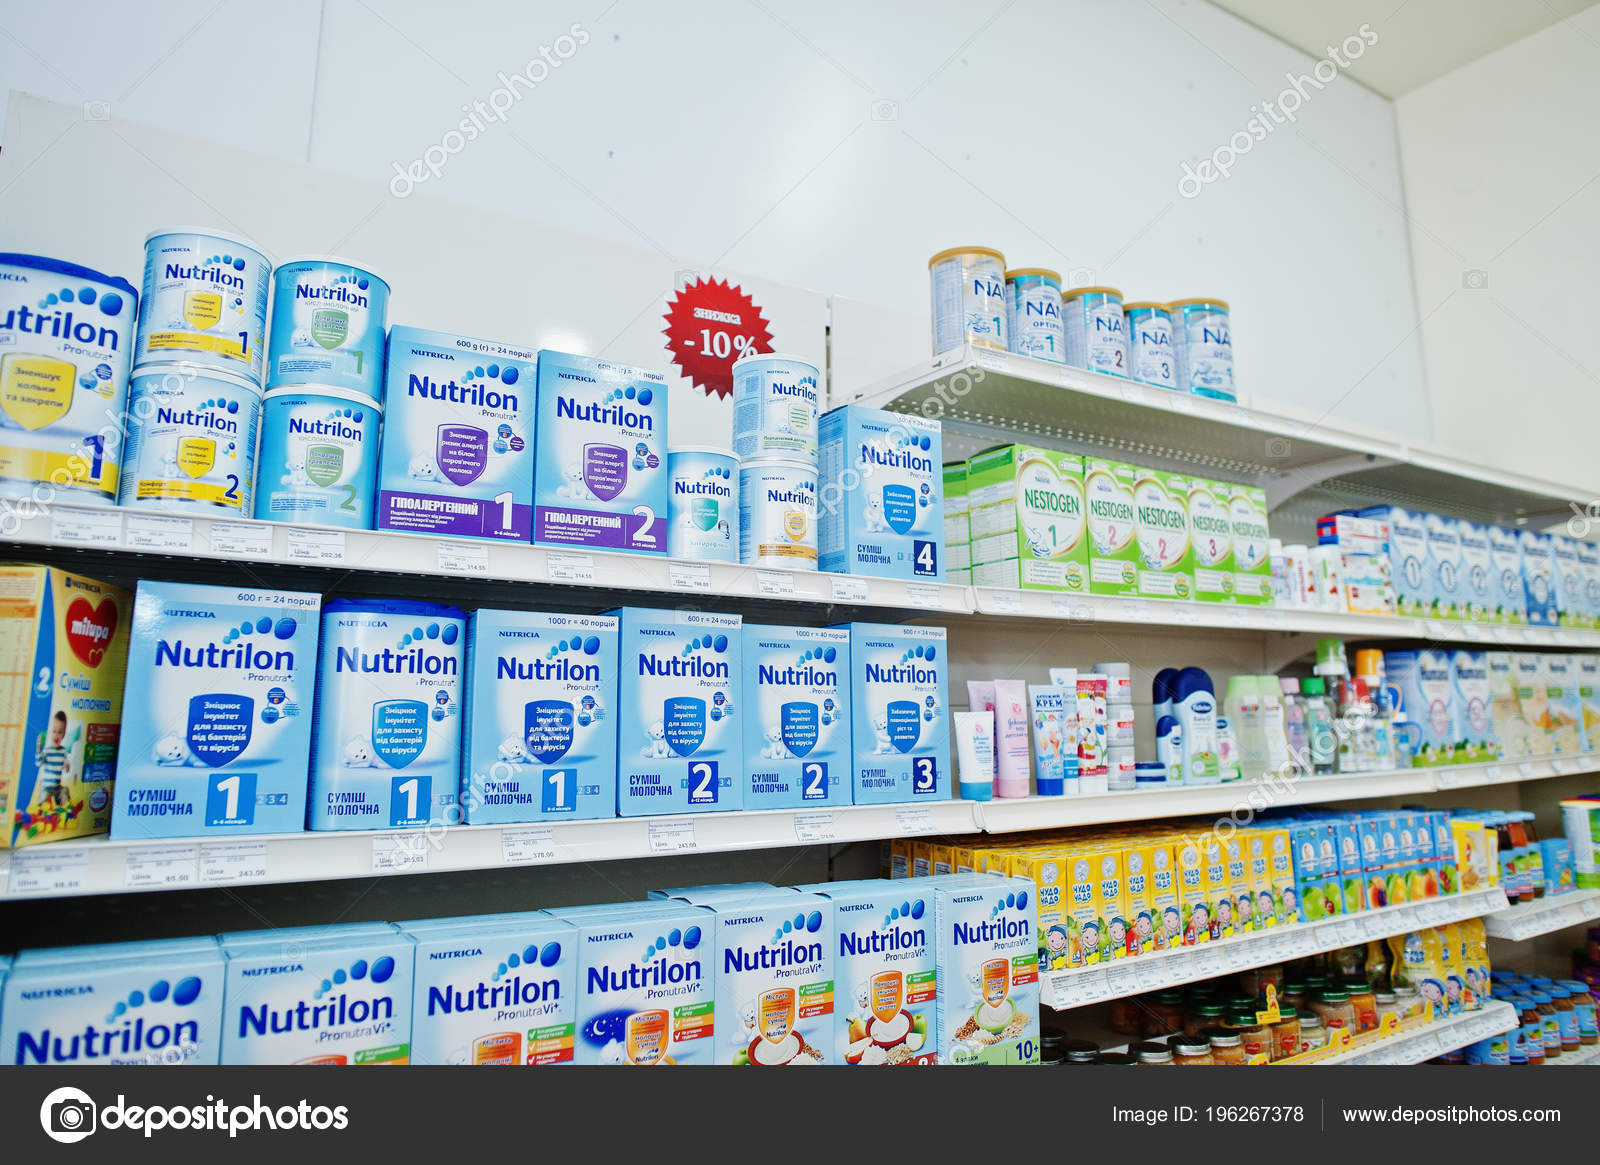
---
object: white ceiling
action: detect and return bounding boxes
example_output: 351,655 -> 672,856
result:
1211,0 -> 1599,97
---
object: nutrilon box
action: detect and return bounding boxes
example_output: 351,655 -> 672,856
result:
533,350 -> 668,556
741,624 -> 850,810
963,444 -> 1087,592
932,875 -> 1039,1065
1227,482 -> 1272,604
817,404 -> 944,582
1085,458 -> 1140,597
0,565 -> 130,848
840,622 -> 949,804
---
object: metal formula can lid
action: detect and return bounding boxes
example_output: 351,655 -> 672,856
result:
276,254 -> 391,293
130,361 -> 263,395
669,445 -> 736,458
928,245 -> 1005,267
262,382 -> 384,412
1169,297 -> 1230,310
1061,285 -> 1124,301
144,226 -> 274,266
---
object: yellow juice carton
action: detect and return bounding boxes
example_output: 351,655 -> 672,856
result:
912,838 -> 934,878
1176,836 -> 1210,944
1202,837 -> 1234,939
1267,829 -> 1296,926
1123,844 -> 1153,956
1092,846 -> 1130,959
1450,820 -> 1494,892
1063,846 -> 1101,965
1225,835 -> 1254,933
929,841 -> 954,876
1011,849 -> 1070,972
889,837 -> 912,878
1145,840 -> 1181,951
951,843 -> 977,874
1,565 -> 132,847
1246,832 -> 1276,927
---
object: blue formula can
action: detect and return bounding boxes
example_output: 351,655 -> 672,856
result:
730,353 -> 820,460
1170,297 -> 1234,400
265,255 -> 389,399
1005,268 -> 1065,363
118,363 -> 261,516
255,385 -> 382,529
1061,286 -> 1128,378
667,446 -> 739,562
136,227 -> 272,384
1125,302 -> 1177,389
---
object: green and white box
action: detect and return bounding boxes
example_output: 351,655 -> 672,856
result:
964,445 -> 1088,592
1187,478 -> 1235,603
1086,458 -> 1141,597
1227,483 -> 1272,605
1132,468 -> 1193,601
943,461 -> 969,549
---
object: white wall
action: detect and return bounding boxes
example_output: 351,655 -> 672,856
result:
2,0 -> 1430,441
1396,7 -> 1600,497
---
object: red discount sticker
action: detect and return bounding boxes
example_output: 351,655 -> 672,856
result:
662,276 -> 774,399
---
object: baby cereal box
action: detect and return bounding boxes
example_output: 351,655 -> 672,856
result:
1425,513 -> 1463,619
113,581 -> 321,839
463,609 -> 618,823
1551,533 -> 1589,628
677,888 -> 834,1065
1133,468 -> 1193,600
1488,525 -> 1528,623
1360,505 -> 1430,618
1576,655 -> 1600,744
1456,519 -> 1494,622
963,444 -> 1087,591
1387,649 -> 1458,766
613,607 -> 742,815
800,879 -> 936,1064
1085,457 -> 1140,597
379,325 -> 536,541
0,566 -> 129,848
1488,652 -> 1531,759
933,875 -> 1039,1065
401,914 -> 576,1065
741,624 -> 850,810
551,901 -> 716,1065
1545,653 -> 1586,755
0,253 -> 138,505
308,600 -> 465,831
1450,650 -> 1497,762
533,350 -> 668,556
1514,653 -> 1554,756
220,926 -> 414,1064
841,622 -> 950,804
1187,478 -> 1233,602
817,404 -> 944,581
1519,529 -> 1559,626
1,937 -> 225,1065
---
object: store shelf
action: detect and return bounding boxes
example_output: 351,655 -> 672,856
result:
1483,889 -> 1600,941
0,503 -> 973,616
977,754 -> 1600,835
0,800 -> 981,901
1318,1001 -> 1518,1065
843,345 -> 1586,528
1041,888 -> 1510,1010
1551,1042 -> 1600,1065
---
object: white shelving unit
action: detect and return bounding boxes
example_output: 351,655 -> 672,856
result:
1551,1042 -> 1600,1065
1319,1001 -> 1519,1065
1483,888 -> 1600,941
1041,888 -> 1510,1010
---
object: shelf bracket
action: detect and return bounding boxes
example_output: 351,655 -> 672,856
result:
1263,452 -> 1402,512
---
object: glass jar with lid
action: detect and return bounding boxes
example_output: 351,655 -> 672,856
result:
1373,990 -> 1398,1030
1269,1007 -> 1301,1061
1063,1039 -> 1100,1065
1530,991 -> 1562,1059
1145,991 -> 1186,1037
1227,1011 -> 1270,1060
1133,1041 -> 1173,1065
1311,987 -> 1356,1037
1204,1027 -> 1245,1065
1170,1034 -> 1213,1066
1298,1011 -> 1326,1052
1511,997 -> 1544,1065
1545,985 -> 1581,1052
1095,1051 -> 1139,1065
1280,980 -> 1307,1013
1558,980 -> 1598,1045
1344,979 -> 1379,1032
1107,995 -> 1141,1036
1185,1000 -> 1226,1037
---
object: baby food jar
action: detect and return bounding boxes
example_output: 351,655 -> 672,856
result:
1228,1013 -> 1270,1060
1095,1051 -> 1139,1065
1558,980 -> 1598,1044
1241,964 -> 1284,999
1170,1035 -> 1213,1066
1132,1041 -> 1173,1065
1063,1040 -> 1100,1064
1531,991 -> 1562,1059
1298,1012 -> 1326,1052
1280,981 -> 1307,1014
1204,1027 -> 1245,1065
1145,991 -> 1186,1037
1269,1007 -> 1301,1061
1512,997 -> 1545,1065
1546,985 -> 1581,1052
1344,980 -> 1379,1033
1186,1001 -> 1226,1037
1312,987 -> 1356,1037
1107,995 -> 1141,1036
1373,990 -> 1399,1030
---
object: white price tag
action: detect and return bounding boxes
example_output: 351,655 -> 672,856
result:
757,570 -> 796,596
1162,951 -> 1195,982
1136,958 -> 1171,991
1194,947 -> 1223,977
125,514 -> 193,551
1124,598 -> 1150,621
1105,962 -> 1142,997
1168,392 -> 1195,415
1555,629 -> 1579,647
1437,767 -> 1464,789
793,812 -> 837,843
1263,608 -> 1289,629
286,527 -> 345,563
1483,764 -> 1504,783
199,842 -> 269,884
1553,756 -> 1577,775
647,819 -> 698,854
209,521 -> 272,557
124,844 -> 199,889
989,590 -> 1023,614
974,347 -> 1006,371
1222,942 -> 1251,970
1171,602 -> 1199,624
1316,923 -> 1342,950
501,826 -> 556,864
1518,761 -> 1537,781
1519,627 -> 1539,644
10,848 -> 89,895
437,541 -> 490,575
371,836 -> 429,873
1337,919 -> 1362,946
547,552 -> 596,583
1424,620 -> 1445,639
830,576 -> 869,603
1224,606 -> 1247,627
668,561 -> 712,591
1118,381 -> 1150,406
1491,625 -> 1512,643
905,583 -> 942,609
894,806 -> 935,835
0,853 -> 8,895
50,506 -> 121,546
1072,969 -> 1111,1004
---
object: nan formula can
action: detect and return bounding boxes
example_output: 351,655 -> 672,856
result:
266,255 -> 389,400
928,246 -> 1007,355
1170,298 -> 1234,401
118,363 -> 261,516
255,385 -> 382,529
1061,286 -> 1127,378
739,457 -> 817,570
731,353 -> 820,461
667,446 -> 739,563
1124,302 -> 1176,389
1005,268 -> 1065,363
136,228 -> 272,383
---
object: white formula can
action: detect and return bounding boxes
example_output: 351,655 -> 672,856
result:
1170,297 -> 1234,401
254,384 -> 383,529
731,353 -> 820,461
136,227 -> 272,384
739,457 -> 817,570
1124,302 -> 1176,389
667,446 -> 739,563
1061,286 -> 1128,378
928,245 -> 1007,354
118,363 -> 262,516
1004,268 -> 1065,363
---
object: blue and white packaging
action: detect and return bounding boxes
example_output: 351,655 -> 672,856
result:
1169,298 -> 1234,400
1580,540 -> 1600,629
113,581 -> 321,839
731,353 -> 820,460
742,624 -> 850,809
254,386 -> 383,529
378,325 -> 536,541
401,915 -> 577,1065
533,350 -> 668,555
1456,519 -> 1494,622
817,404 -> 944,581
307,599 -> 465,831
220,925 -> 415,1064
1386,649 -> 1459,767
1060,287 -> 1127,377
1425,513 -> 1463,619
613,607 -> 743,815
137,228 -> 272,383
1,937 -> 225,1065
118,364 -> 262,516
1488,525 -> 1529,623
1550,533 -> 1588,628
841,622 -> 950,804
1518,529 -> 1560,626
265,255 -> 389,399
1359,505 -> 1430,618
667,446 -> 738,562
462,609 -> 618,823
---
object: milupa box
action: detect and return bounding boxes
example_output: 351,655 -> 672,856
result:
817,404 -> 944,582
612,608 -> 742,815
401,915 -> 576,1065
964,444 -> 1088,592
841,622 -> 950,804
1,938 -> 225,1065
462,609 -> 618,823
1487,525 -> 1528,623
1085,457 -> 1140,597
742,624 -> 850,810
1227,482 -> 1272,604
113,581 -> 321,839
1360,505 -> 1430,618
800,878 -> 937,1064
220,926 -> 415,1064
1519,529 -> 1560,626
1186,478 -> 1234,602
1387,649 -> 1459,766
1550,533 -> 1590,628
933,875 -> 1039,1065
1425,513 -> 1463,619
677,888 -> 835,1065
1133,467 -> 1194,601
378,325 -> 537,542
533,350 -> 669,556
1456,519 -> 1494,622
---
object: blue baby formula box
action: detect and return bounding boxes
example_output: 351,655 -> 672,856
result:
255,385 -> 382,529
136,227 -> 272,384
265,255 -> 389,399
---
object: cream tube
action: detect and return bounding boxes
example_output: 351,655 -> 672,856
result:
965,679 -> 997,774
953,710 -> 995,801
993,679 -> 1031,798
1028,684 -> 1067,797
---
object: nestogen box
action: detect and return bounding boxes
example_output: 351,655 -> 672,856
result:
943,461 -> 968,550
1133,468 -> 1193,601
1186,478 -> 1234,602
965,444 -> 1087,592
1228,483 -> 1271,604
1086,458 -> 1140,597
